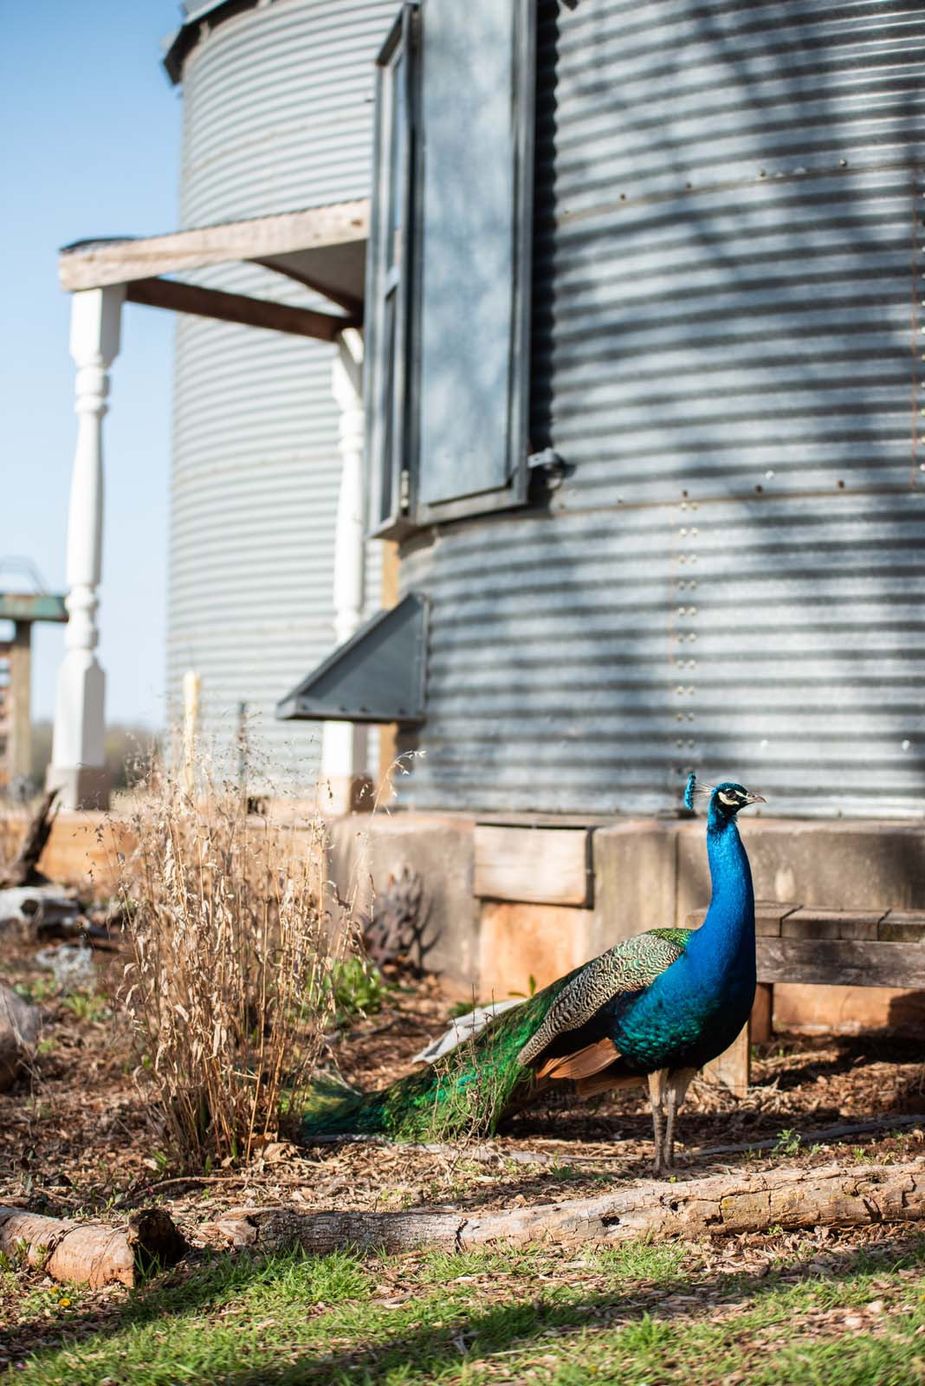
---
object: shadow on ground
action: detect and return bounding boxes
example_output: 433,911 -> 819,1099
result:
7,1226 -> 925,1382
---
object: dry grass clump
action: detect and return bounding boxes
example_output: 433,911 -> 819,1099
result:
117,757 -> 353,1170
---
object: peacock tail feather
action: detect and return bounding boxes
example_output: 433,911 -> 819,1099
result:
299,975 -> 575,1142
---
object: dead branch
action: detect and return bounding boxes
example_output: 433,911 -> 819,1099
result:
199,1158 -> 925,1256
0,1206 -> 187,1288
0,791 -> 57,889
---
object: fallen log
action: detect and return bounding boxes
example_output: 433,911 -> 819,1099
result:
200,1158 -> 925,1256
0,1206 -> 187,1287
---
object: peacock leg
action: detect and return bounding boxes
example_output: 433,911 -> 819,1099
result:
647,1069 -> 667,1175
664,1067 -> 698,1170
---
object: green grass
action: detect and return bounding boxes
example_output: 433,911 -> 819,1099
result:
6,1236 -> 925,1384
592,1240 -> 687,1282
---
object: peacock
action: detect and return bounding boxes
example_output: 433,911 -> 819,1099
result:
301,775 -> 764,1173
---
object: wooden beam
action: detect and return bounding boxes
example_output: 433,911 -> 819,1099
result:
59,200 -> 370,291
756,936 -> 925,990
124,278 -> 354,342
253,258 -> 363,319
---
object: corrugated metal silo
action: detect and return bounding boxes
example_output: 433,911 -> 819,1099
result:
401,0 -> 925,818
167,0 -> 394,789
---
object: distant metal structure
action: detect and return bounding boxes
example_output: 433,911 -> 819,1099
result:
352,0 -> 925,818
0,591 -> 67,796
165,0 -> 394,790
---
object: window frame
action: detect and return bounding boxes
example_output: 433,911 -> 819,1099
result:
365,3 -> 419,539
365,0 -> 536,537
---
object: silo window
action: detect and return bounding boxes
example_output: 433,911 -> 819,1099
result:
365,0 -> 536,537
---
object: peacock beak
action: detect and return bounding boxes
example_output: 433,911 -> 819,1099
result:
744,791 -> 766,805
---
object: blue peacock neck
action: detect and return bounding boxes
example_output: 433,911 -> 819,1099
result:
687,807 -> 756,980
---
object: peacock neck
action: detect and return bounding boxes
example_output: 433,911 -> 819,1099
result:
688,812 -> 756,975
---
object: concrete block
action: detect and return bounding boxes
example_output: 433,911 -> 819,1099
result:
740,820 -> 925,913
479,902 -> 595,999
678,818 -> 925,922
591,821 -> 676,953
327,813 -> 479,991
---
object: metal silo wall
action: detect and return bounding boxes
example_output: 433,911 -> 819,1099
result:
402,0 -> 925,818
168,0 -> 393,791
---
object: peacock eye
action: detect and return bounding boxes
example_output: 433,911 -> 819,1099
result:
717,791 -> 739,807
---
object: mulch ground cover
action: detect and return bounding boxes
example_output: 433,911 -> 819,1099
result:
2,937 -> 925,1379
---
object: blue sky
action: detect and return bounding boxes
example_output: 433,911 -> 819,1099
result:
1,0 -> 181,728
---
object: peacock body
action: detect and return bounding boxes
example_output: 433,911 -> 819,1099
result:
301,777 -> 763,1170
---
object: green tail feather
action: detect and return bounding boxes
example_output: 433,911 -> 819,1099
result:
299,977 -> 572,1142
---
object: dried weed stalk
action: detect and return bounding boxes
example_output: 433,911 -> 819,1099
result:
118,756 -> 352,1170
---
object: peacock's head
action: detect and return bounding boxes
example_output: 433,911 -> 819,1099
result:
684,774 -> 765,820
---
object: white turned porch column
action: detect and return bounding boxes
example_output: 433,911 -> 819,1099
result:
47,286 -> 124,810
321,328 -> 368,813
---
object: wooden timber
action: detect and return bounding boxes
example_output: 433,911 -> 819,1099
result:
474,825 -> 592,906
124,278 -> 353,342
59,200 -> 370,291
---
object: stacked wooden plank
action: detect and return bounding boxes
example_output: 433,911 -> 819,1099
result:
689,900 -> 925,1095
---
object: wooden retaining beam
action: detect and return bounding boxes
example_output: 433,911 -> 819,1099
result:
695,901 -> 925,1095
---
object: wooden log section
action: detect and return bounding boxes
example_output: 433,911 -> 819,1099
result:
200,1159 -> 925,1256
0,1207 -> 187,1288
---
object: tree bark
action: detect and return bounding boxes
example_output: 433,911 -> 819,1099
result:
0,1206 -> 187,1287
200,1159 -> 925,1255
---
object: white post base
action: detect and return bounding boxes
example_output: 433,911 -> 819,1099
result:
46,652 -> 109,809
46,764 -> 110,812
320,719 -> 371,815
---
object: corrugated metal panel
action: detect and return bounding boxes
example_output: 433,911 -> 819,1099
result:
168,0 -> 393,789
400,0 -> 925,818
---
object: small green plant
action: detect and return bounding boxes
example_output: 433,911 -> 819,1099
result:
773,1128 -> 801,1157
331,957 -> 385,1023
14,977 -> 57,1005
142,1149 -> 170,1175
61,991 -> 111,1023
